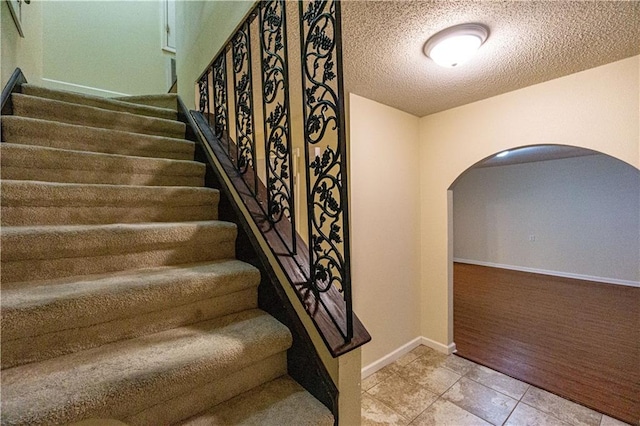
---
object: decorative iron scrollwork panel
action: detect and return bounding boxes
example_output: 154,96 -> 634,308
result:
232,21 -> 258,194
198,72 -> 209,118
260,0 -> 296,253
300,0 -> 353,340
212,55 -> 229,147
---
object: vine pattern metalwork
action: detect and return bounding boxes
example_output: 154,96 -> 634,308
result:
299,0 -> 352,339
259,0 -> 296,253
212,55 -> 229,150
198,72 -> 209,118
232,21 -> 258,194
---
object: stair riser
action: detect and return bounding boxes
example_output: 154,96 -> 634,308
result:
114,94 -> 178,110
2,116 -> 194,160
2,222 -> 237,282
1,181 -> 220,226
1,143 -> 205,187
3,261 -> 260,339
22,85 -> 177,121
2,287 -> 258,369
12,94 -> 185,138
2,206 -> 217,226
1,311 -> 292,426
2,167 -> 205,186
2,243 -> 235,283
2,187 -> 217,228
128,353 -> 287,426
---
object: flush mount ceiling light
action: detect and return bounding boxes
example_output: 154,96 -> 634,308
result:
424,23 -> 489,68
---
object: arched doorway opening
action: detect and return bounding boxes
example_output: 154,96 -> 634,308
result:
448,144 -> 639,424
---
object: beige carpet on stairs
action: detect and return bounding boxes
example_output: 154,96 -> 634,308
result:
0,85 -> 334,426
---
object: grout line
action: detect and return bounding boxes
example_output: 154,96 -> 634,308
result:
501,401 -> 520,426
407,396 -> 441,426
518,400 -> 575,426
462,374 -> 524,402
362,390 -> 411,424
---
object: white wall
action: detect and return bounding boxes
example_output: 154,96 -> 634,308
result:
40,1 -> 170,96
1,0 -> 43,87
419,55 -> 639,347
175,0 -> 254,108
349,94 -> 422,369
453,155 -> 640,284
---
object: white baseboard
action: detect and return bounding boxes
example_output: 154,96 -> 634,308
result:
454,258 -> 639,288
41,78 -> 130,98
420,336 -> 456,355
361,337 -> 422,379
361,336 -> 456,379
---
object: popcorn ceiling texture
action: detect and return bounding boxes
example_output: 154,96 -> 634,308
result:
342,1 -> 640,117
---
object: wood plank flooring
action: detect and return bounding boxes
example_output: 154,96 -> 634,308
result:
453,262 -> 640,425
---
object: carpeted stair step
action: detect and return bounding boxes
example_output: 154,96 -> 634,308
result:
1,181 -> 219,226
21,85 -> 177,120
1,116 -> 195,160
1,220 -> 237,283
0,143 -> 205,186
0,309 -> 292,426
1,260 -> 260,368
113,93 -> 178,110
179,376 -> 334,426
12,94 -> 185,138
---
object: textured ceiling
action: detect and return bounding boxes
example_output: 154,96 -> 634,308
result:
341,1 -> 640,117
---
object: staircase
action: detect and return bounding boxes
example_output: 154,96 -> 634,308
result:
0,84 -> 334,425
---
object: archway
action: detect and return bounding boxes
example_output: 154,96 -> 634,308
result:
447,144 -> 639,423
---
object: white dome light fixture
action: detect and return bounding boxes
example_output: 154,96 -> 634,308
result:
424,23 -> 489,68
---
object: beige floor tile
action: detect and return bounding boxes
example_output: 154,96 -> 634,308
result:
442,377 -> 517,425
600,415 -> 632,426
465,363 -> 530,400
522,386 -> 602,426
395,351 -> 421,367
363,365 -> 401,391
442,355 -> 476,375
399,359 -> 461,395
410,398 -> 492,426
410,345 -> 448,366
361,392 -> 409,426
504,402 -> 572,426
369,374 -> 439,421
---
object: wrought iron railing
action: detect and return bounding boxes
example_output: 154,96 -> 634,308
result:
192,0 -> 367,354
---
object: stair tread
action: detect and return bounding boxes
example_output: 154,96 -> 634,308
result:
1,142 -> 204,175
0,309 -> 292,425
1,180 -> 219,207
22,85 -> 177,120
1,220 -> 237,283
180,376 -> 334,426
2,116 -> 194,160
2,260 -> 260,340
12,93 -> 185,138
1,220 -> 237,261
1,180 -> 219,226
113,93 -> 178,110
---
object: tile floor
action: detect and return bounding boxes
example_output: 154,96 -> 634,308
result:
361,345 -> 630,426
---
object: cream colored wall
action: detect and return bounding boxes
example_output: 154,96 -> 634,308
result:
453,155 -> 640,284
175,0 -> 254,108
349,93 -> 422,368
419,55 -> 640,346
41,1 -> 170,96
1,0 -> 43,87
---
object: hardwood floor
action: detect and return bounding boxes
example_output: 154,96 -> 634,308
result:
453,262 -> 640,425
